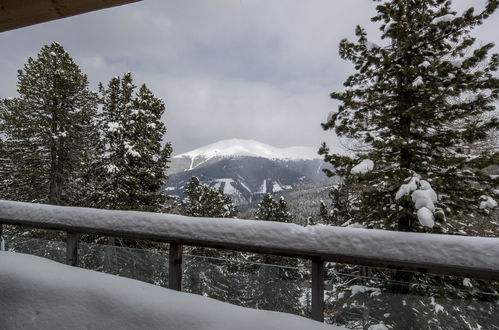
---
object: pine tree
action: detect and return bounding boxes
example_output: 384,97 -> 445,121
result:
0,42 -> 99,205
251,194 -> 302,314
179,176 -> 240,302
98,73 -> 172,211
320,0 -> 498,232
179,176 -> 237,217
319,1 -> 499,328
256,194 -> 294,223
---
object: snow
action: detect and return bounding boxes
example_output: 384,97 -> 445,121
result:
420,61 -> 431,68
0,252 -> 338,330
412,76 -> 424,87
462,278 -> 472,287
124,141 -> 141,158
479,195 -> 497,209
258,179 -> 267,194
349,285 -> 381,297
417,207 -> 435,228
105,164 -> 118,173
174,139 -> 321,161
430,297 -> 444,313
368,324 -> 388,330
434,303 -> 444,313
1,200 -> 498,275
365,41 -> 380,51
350,159 -> 374,175
432,14 -> 455,24
107,122 -> 121,132
346,223 -> 366,229
213,178 -> 238,195
272,181 -> 283,192
449,59 -> 463,68
412,189 -> 437,212
395,175 -> 420,200
397,175 -> 438,228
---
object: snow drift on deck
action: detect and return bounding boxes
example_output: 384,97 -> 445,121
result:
0,252 -> 339,330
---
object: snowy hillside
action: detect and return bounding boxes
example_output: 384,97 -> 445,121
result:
174,139 -> 321,162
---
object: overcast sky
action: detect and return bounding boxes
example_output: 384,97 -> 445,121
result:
0,0 -> 497,154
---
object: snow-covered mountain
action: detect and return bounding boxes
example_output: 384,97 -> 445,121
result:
176,139 -> 320,162
165,139 -> 331,205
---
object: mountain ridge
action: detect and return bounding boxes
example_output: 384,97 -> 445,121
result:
174,139 -> 321,162
166,139 -> 332,205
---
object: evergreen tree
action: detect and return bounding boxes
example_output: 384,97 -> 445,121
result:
179,176 -> 237,217
0,42 -> 99,205
320,0 -> 498,231
318,200 -> 332,224
319,1 -> 499,328
179,176 -> 240,303
98,73 -> 172,211
255,194 -> 294,223
251,194 -> 302,314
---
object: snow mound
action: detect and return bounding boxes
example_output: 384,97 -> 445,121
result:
0,252 -> 340,330
174,139 -> 321,160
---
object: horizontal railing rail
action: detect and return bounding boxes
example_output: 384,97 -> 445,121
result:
1,199 -> 498,321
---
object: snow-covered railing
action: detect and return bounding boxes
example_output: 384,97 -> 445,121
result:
1,199 -> 498,322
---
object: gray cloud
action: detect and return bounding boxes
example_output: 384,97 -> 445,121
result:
0,0 -> 497,154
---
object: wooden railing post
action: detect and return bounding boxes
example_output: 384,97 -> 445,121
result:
168,243 -> 183,291
311,258 -> 325,322
66,232 -> 80,266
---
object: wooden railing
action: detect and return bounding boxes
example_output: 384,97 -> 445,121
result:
1,200 -> 498,322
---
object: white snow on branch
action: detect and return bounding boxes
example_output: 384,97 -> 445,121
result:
0,252 -> 338,330
107,122 -> 121,132
430,297 -> 445,313
449,59 -> 463,68
366,41 -> 380,51
412,76 -> 424,87
432,14 -> 455,24
419,61 -> 431,68
349,285 -> 381,297
417,207 -> 435,228
412,184 -> 438,212
395,175 -> 421,200
351,159 -> 374,175
124,141 -> 141,158
396,175 -> 439,228
479,195 -> 497,210
105,164 -> 118,174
